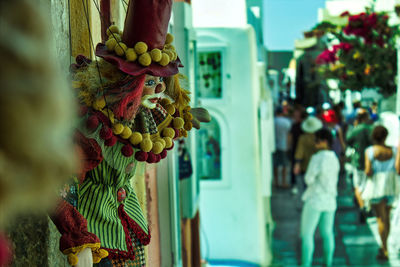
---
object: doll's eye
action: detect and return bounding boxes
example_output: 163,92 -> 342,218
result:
145,80 -> 156,86
159,77 -> 165,83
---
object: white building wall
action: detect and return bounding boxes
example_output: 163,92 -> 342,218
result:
324,0 -> 396,16
197,27 -> 269,266
192,0 -> 247,28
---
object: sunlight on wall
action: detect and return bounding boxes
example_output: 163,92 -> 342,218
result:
192,0 -> 247,28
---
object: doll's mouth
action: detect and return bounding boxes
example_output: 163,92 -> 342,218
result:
149,98 -> 159,103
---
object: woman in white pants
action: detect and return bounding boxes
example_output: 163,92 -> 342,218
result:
300,128 -> 340,267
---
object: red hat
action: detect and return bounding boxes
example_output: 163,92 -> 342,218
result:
95,0 -> 181,77
321,109 -> 338,124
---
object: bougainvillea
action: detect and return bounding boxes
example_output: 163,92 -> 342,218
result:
316,10 -> 399,95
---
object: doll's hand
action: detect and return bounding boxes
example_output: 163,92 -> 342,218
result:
74,247 -> 93,267
190,107 -> 211,129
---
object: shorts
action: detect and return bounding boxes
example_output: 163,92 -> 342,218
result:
273,150 -> 288,166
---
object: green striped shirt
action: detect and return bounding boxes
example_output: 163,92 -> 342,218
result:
78,124 -> 148,251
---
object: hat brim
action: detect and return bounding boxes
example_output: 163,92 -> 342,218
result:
96,43 -> 182,77
301,118 -> 323,133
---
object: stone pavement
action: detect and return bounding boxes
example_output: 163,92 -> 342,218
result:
269,174 -> 400,267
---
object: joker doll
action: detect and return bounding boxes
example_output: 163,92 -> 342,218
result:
51,0 -> 209,266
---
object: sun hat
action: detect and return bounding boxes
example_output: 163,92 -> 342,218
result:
95,0 -> 182,77
301,116 -> 323,133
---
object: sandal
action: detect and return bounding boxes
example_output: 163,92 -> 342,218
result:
376,248 -> 388,261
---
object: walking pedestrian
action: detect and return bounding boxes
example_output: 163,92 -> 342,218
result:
273,106 -> 292,188
293,116 -> 323,195
288,106 -> 306,193
300,128 -> 340,267
346,110 -> 372,221
363,125 -> 398,260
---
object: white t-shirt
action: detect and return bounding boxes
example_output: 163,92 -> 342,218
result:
302,150 -> 340,211
274,116 -> 292,151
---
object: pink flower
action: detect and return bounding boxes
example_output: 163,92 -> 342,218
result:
332,42 -> 353,53
316,49 -> 337,64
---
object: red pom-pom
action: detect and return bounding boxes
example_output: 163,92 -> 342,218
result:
121,144 -> 134,157
79,106 -> 88,117
166,141 -> 174,150
104,135 -> 117,146
160,150 -> 167,159
0,234 -> 12,267
86,115 -> 99,130
135,151 -> 148,161
146,152 -> 157,163
154,154 -> 161,163
100,126 -> 113,140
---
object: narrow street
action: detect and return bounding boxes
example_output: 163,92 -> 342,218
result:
270,174 -> 400,266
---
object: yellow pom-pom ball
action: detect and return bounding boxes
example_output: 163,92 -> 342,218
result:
173,117 -> 185,129
183,112 -> 193,121
68,254 -> 78,266
140,138 -> 153,152
105,38 -> 117,51
129,132 -> 143,145
181,129 -> 188,138
152,142 -> 164,154
170,51 -> 177,61
150,49 -> 162,62
114,42 -> 127,56
162,127 -> 175,138
120,126 -> 132,139
112,123 -> 124,135
165,104 -> 175,115
106,25 -> 119,36
184,122 -> 193,131
163,137 -> 173,148
93,97 -> 106,110
108,33 -> 121,42
183,106 -> 191,112
156,138 -> 166,148
134,42 -> 148,55
164,50 -> 174,60
164,44 -> 173,50
138,53 -> 152,66
159,53 -> 170,66
160,98 -> 171,106
165,33 -> 174,44
126,48 -> 137,62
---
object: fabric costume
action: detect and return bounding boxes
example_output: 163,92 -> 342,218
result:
51,1 -> 195,265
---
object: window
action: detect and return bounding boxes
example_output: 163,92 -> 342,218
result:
197,51 -> 222,98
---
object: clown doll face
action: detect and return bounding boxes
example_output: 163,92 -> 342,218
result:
141,75 -> 166,109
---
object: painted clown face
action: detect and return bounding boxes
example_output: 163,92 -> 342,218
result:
141,75 -> 166,109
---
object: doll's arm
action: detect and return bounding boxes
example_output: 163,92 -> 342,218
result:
50,200 -> 108,266
50,131 -> 107,265
190,107 -> 211,129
